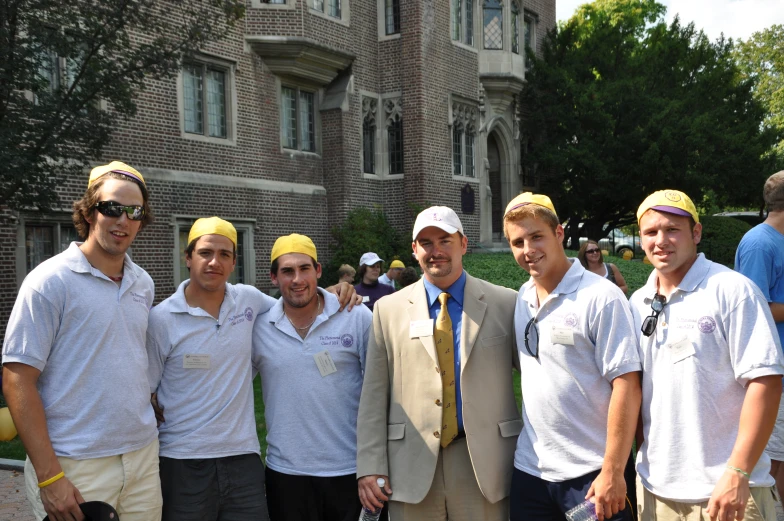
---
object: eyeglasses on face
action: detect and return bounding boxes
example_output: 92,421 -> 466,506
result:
524,317 -> 539,359
585,249 -> 601,254
95,201 -> 145,221
641,294 -> 666,337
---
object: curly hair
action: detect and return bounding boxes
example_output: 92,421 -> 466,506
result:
72,172 -> 153,239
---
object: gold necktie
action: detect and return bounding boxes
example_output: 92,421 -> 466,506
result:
435,292 -> 458,448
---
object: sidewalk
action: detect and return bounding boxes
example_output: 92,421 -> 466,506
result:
0,467 -> 34,521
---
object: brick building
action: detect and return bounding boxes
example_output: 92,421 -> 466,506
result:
1,0 -> 555,335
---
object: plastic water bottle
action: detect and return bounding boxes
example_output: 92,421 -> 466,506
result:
565,500 -> 598,521
358,478 -> 387,521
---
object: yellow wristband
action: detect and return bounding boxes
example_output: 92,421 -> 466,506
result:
727,465 -> 750,479
38,471 -> 65,488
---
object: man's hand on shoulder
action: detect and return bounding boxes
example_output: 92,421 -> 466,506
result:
40,476 -> 85,521
586,468 -> 627,521
358,474 -> 391,511
326,282 -> 362,311
707,468 -> 750,521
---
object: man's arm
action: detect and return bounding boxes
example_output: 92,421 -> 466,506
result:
586,371 -> 641,521
708,375 -> 782,521
3,363 -> 85,521
769,302 -> 784,323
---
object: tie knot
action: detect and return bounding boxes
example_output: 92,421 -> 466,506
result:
438,292 -> 450,306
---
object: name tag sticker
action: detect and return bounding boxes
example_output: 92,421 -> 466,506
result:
550,325 -> 575,345
361,295 -> 370,303
314,350 -> 338,377
669,337 -> 696,363
410,319 -> 435,338
183,354 -> 210,369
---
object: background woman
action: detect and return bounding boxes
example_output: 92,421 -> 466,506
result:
578,240 -> 628,294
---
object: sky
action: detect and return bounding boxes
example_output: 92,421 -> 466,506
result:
556,0 -> 784,42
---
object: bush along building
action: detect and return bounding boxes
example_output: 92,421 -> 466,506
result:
2,0 -> 555,336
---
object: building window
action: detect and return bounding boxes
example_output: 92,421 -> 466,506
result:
524,12 -> 536,69
281,86 -> 317,152
385,0 -> 400,35
362,97 -> 378,174
483,0 -> 503,50
451,100 -> 477,178
313,0 -> 340,18
176,220 -> 254,286
452,0 -> 474,45
384,97 -> 404,175
24,223 -> 78,274
512,1 -> 520,54
183,62 -> 228,139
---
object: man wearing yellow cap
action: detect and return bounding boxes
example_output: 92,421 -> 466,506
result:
630,190 -> 784,521
146,223 -> 359,521
252,234 -> 372,521
502,193 -> 641,521
379,260 -> 406,291
3,161 -> 161,521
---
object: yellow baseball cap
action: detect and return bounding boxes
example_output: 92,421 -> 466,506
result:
188,217 -> 237,248
271,234 -> 318,263
504,192 -> 557,218
88,161 -> 145,188
390,260 -> 405,268
637,189 -> 699,224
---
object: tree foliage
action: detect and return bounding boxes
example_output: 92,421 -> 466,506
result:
522,0 -> 773,243
735,24 -> 784,174
0,0 -> 245,211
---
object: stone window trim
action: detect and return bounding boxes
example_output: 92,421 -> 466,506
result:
277,78 -> 322,157
176,52 -> 237,146
250,0 -> 295,9
451,0 -> 476,48
361,90 -> 404,180
483,0 -> 503,51
172,216 -> 256,288
449,95 -> 479,183
523,9 -> 539,70
377,0 -> 401,40
14,212 -> 79,287
310,0 -> 351,26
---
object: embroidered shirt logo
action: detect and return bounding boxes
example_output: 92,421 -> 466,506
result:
697,316 -> 716,334
245,307 -> 254,322
341,334 -> 354,348
564,313 -> 579,328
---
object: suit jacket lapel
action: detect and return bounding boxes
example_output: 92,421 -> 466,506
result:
407,280 -> 438,363
460,273 -> 487,371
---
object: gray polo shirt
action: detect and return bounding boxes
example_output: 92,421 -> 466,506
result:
2,242 -> 157,459
147,281 -> 276,459
252,289 -> 372,477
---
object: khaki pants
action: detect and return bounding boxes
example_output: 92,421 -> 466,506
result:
388,437 -> 508,521
25,439 -> 162,521
637,476 -> 777,521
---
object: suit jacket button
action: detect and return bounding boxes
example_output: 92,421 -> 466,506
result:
433,431 -> 440,439
435,399 -> 441,406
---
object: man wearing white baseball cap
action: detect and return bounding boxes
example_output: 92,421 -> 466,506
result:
355,252 -> 395,310
357,206 -> 522,521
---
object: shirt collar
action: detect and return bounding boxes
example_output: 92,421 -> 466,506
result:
63,241 -> 139,283
168,279 -> 236,320
641,253 -> 709,303
521,258 -> 584,306
423,269 -> 467,309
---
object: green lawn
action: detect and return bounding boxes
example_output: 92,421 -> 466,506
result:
0,250 -> 653,461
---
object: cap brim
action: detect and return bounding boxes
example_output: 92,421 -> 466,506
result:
413,223 -> 459,240
650,206 -> 692,218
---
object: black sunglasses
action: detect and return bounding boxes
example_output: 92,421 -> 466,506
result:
585,248 -> 601,254
95,201 -> 145,221
641,294 -> 666,337
524,317 -> 539,359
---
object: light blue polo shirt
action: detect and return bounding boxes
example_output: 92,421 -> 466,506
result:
2,243 -> 157,459
147,280 -> 276,459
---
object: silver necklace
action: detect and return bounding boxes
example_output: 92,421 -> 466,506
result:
285,295 -> 322,331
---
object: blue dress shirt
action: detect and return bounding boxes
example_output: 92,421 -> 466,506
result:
423,270 -> 466,432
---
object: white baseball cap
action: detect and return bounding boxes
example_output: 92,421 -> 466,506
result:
412,206 -> 464,240
359,252 -> 384,267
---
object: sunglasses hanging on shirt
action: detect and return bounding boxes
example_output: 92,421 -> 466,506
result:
641,293 -> 666,337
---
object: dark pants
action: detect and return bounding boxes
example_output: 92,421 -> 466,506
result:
264,467 -> 362,521
510,457 -> 637,521
160,454 -> 269,521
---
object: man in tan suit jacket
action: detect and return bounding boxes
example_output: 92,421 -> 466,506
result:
357,206 -> 522,521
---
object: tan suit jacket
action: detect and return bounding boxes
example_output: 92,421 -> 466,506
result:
356,273 -> 522,505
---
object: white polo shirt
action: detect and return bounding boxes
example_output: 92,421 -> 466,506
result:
252,288 -> 372,477
630,254 -> 784,502
2,243 -> 157,459
514,259 -> 641,481
147,281 -> 277,459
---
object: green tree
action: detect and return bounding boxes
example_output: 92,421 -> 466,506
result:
0,0 -> 245,211
522,0 -> 772,244
735,24 -> 784,179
